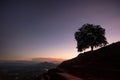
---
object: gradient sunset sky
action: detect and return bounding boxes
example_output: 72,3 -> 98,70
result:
1,0 -> 120,59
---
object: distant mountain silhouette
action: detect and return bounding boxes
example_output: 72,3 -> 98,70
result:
0,57 -> 65,64
40,41 -> 120,80
32,58 -> 65,64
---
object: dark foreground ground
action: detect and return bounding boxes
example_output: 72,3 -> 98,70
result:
40,41 -> 120,80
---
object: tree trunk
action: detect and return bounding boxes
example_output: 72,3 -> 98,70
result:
91,46 -> 93,52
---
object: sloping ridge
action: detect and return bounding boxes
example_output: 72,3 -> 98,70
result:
58,41 -> 120,80
40,41 -> 120,80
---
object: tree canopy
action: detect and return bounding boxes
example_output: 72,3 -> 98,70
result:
75,23 -> 108,52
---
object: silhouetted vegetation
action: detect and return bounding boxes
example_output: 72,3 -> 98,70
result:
75,23 -> 108,52
39,23 -> 120,80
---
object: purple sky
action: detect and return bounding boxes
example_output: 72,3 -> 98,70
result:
1,0 -> 120,59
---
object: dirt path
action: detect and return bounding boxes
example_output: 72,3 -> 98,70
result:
58,73 -> 83,80
40,72 -> 83,80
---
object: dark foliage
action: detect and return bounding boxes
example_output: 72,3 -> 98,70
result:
75,23 -> 108,52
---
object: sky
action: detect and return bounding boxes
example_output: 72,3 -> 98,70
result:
0,0 -> 120,59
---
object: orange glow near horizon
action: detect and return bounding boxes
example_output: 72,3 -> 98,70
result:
0,57 -> 32,61
0,56 -> 67,61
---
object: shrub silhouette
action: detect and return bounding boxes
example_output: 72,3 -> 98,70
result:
75,23 -> 108,52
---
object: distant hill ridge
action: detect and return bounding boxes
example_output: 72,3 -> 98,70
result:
40,41 -> 120,80
0,57 -> 65,64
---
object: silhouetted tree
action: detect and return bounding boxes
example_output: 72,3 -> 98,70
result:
75,23 -> 108,52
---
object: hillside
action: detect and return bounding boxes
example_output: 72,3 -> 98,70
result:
40,41 -> 120,80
